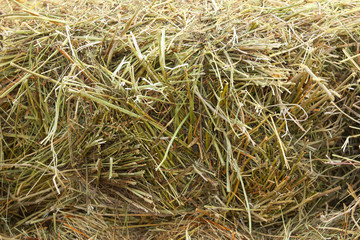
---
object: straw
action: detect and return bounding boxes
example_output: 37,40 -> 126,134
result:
1,0 -> 360,239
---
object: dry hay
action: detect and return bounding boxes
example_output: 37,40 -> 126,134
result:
1,0 -> 360,239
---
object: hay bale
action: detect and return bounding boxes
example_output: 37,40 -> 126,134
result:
1,0 -> 359,239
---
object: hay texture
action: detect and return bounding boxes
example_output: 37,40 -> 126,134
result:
1,0 -> 360,239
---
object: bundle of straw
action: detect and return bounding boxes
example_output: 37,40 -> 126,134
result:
1,0 -> 359,239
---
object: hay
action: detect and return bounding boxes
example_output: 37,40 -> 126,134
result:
1,0 -> 360,239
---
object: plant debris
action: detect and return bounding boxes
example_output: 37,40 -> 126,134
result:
1,0 -> 360,239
